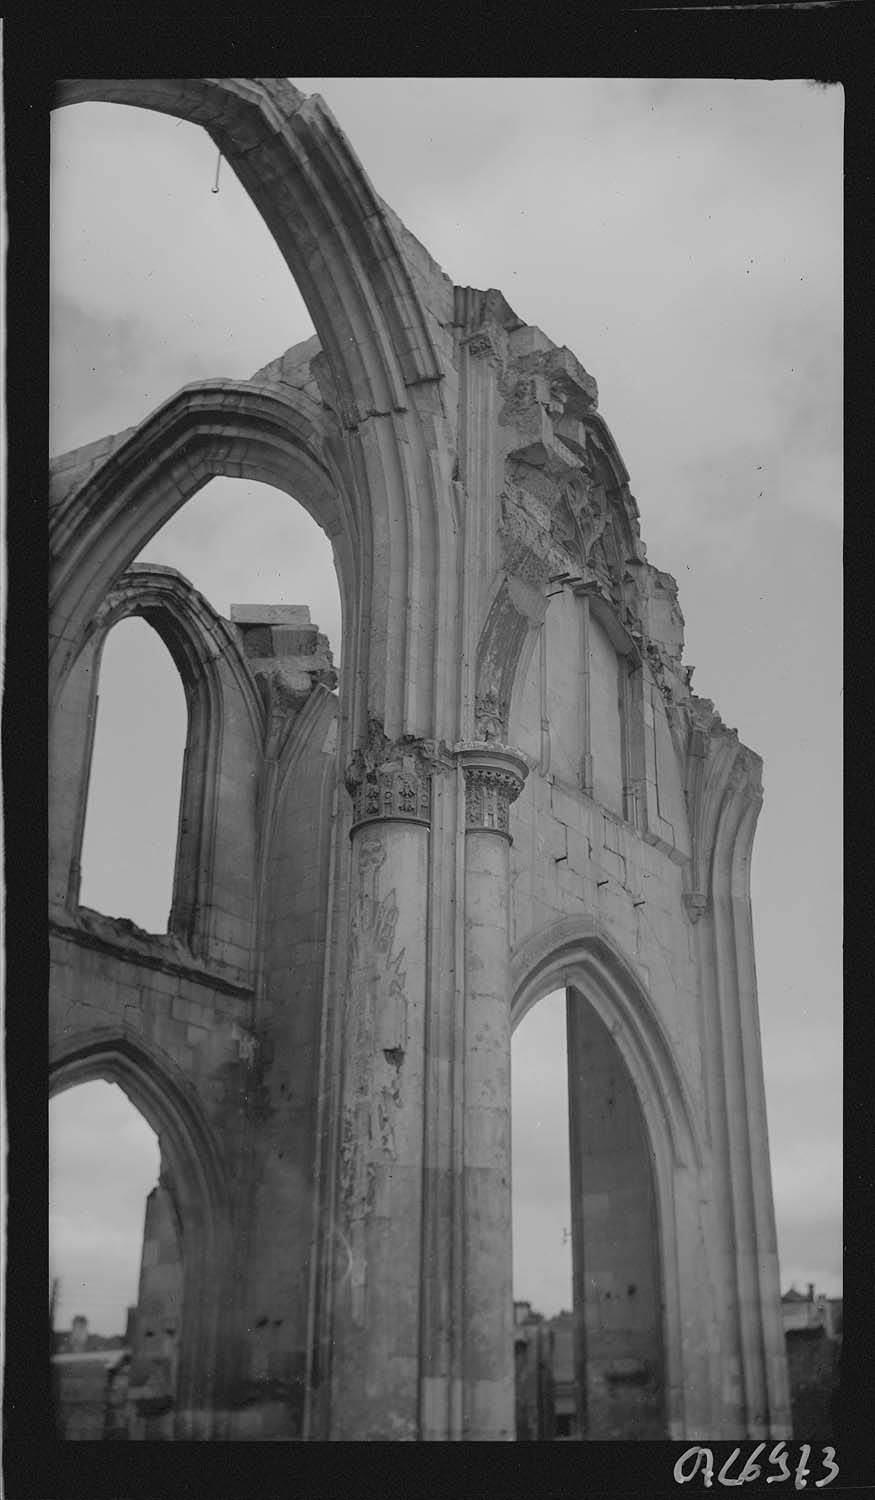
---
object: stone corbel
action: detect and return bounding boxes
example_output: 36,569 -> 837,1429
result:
455,743 -> 529,839
683,891 -> 708,924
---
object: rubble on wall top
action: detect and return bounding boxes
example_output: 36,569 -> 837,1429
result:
133,562 -> 192,584
454,286 -> 526,335
251,333 -> 323,396
232,604 -> 338,709
230,604 -> 312,625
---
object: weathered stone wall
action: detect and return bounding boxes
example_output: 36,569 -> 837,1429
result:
241,685 -> 339,1437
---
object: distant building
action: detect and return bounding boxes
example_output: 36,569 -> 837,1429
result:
51,1164 -> 184,1441
549,1311 -> 579,1439
781,1283 -> 842,1340
514,1303 -> 582,1440
515,1295 -> 670,1440
781,1284 -> 842,1440
52,1315 -> 126,1356
51,1317 -> 129,1440
513,1302 -> 555,1440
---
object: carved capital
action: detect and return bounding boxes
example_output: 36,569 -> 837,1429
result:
346,751 -> 431,830
455,743 -> 529,838
346,723 -> 449,830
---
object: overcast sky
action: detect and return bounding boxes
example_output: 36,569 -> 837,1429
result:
49,78 -> 842,1335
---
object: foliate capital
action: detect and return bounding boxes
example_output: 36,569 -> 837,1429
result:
455,743 -> 529,838
345,724 -> 451,831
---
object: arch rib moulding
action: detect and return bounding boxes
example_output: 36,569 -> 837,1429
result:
52,78 -> 442,411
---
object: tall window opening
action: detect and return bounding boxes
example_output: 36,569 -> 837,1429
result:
50,1081 -> 176,1439
511,990 -> 577,1440
78,619 -> 187,931
512,985 -> 666,1440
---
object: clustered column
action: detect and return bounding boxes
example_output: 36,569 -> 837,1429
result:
456,743 -> 528,1441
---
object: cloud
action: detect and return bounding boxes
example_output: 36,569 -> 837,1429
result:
50,294 -> 232,456
51,102 -> 315,455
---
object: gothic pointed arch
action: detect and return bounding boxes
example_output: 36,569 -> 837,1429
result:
92,565 -> 264,958
510,915 -> 711,1436
49,1028 -> 234,1439
51,562 -> 265,965
510,915 -> 705,1171
52,79 -> 441,411
51,79 -> 456,743
49,380 -> 350,711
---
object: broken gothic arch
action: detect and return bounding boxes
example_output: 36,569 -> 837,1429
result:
49,381 -> 350,714
53,78 -> 441,408
49,1029 -> 234,1439
52,79 -> 455,744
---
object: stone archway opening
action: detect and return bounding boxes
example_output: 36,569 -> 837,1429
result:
78,618 -> 188,931
68,470 -> 343,935
50,1038 -> 233,1440
136,475 -> 343,669
50,1080 -> 160,1339
49,1079 -> 169,1438
510,976 -> 667,1440
511,989 -> 575,1440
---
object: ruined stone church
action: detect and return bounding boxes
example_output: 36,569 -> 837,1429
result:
49,78 -> 791,1440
